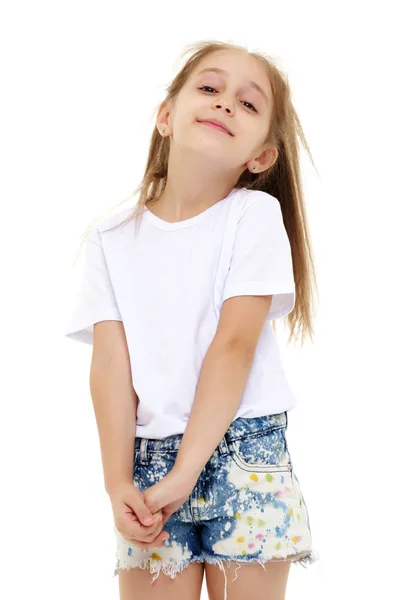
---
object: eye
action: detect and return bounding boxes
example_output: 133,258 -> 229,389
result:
242,101 -> 257,112
199,85 -> 217,94
199,86 -> 257,112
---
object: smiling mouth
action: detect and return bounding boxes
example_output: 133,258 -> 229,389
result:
198,121 -> 233,136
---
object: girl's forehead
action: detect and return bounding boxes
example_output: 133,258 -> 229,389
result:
191,53 -> 269,89
195,53 -> 259,77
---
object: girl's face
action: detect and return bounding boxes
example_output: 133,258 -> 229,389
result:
162,49 -> 274,172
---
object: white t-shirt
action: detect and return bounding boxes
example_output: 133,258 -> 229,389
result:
64,187 -> 297,439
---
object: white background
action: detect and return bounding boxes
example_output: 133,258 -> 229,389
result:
1,1 -> 399,599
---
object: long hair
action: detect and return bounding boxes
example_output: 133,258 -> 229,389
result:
75,40 -> 319,346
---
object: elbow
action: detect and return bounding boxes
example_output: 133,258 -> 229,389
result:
212,336 -> 256,367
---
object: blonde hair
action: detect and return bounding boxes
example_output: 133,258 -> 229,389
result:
76,40 -> 319,346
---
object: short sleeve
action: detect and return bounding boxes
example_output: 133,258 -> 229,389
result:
64,226 -> 122,345
222,193 -> 296,321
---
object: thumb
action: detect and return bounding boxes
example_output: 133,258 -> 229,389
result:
133,494 -> 156,526
143,488 -> 160,516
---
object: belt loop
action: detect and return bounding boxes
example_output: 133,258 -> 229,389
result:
139,438 -> 149,465
218,434 -> 229,456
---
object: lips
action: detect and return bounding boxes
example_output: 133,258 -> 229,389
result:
198,119 -> 233,136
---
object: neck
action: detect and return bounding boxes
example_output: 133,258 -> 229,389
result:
151,143 -> 243,222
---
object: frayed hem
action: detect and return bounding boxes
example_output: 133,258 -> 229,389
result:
112,549 -> 320,600
291,549 -> 320,568
202,548 -> 319,570
112,555 -> 205,582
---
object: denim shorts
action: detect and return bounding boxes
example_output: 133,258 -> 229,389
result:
113,412 -> 318,598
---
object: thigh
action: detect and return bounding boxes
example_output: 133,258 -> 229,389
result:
205,559 -> 290,600
118,561 -> 205,600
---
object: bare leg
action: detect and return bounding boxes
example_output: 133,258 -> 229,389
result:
118,561 -> 205,600
204,554 -> 304,600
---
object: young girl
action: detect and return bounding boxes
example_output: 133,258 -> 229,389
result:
64,40 -> 319,600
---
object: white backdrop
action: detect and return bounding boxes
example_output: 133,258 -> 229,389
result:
1,1 -> 399,599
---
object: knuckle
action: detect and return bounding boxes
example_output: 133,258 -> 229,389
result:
116,519 -> 164,549
143,531 -> 159,542
144,525 -> 162,540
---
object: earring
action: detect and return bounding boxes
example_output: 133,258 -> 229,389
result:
160,127 -> 167,136
252,165 -> 257,171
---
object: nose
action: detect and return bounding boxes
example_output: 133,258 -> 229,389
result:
213,97 -> 233,114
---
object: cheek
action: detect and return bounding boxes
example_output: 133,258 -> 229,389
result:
247,127 -> 268,151
173,114 -> 199,140
170,101 -> 198,132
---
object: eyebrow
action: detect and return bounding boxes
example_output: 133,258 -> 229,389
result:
196,67 -> 269,105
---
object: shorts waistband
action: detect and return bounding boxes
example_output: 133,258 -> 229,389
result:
135,411 -> 288,464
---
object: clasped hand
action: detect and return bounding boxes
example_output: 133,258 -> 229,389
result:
110,469 -> 195,549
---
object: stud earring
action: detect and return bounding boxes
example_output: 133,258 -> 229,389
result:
160,127 -> 167,136
252,165 -> 257,171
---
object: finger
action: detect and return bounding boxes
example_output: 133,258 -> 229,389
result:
139,515 -> 171,543
134,495 -> 159,526
117,514 -> 162,545
130,512 -> 164,541
119,518 -> 169,546
141,522 -> 166,543
130,530 -> 169,549
130,508 -> 163,523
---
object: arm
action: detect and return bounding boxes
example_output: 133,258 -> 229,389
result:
89,320 -> 137,496
172,294 -> 273,486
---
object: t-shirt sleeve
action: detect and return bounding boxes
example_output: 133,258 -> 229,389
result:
222,193 -> 296,321
64,226 -> 122,345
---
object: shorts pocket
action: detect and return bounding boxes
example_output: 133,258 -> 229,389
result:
230,426 -> 292,474
133,449 -> 177,491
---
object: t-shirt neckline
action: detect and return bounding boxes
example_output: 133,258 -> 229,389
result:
143,188 -> 239,231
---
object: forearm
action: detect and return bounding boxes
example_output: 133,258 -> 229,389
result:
173,339 -> 254,484
89,359 -> 137,495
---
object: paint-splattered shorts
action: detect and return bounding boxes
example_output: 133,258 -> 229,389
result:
113,411 -> 318,598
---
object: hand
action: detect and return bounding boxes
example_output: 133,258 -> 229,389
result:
109,481 -> 170,550
142,468 -> 196,523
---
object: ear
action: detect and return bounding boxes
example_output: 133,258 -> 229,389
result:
156,100 -> 172,135
246,145 -> 278,174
